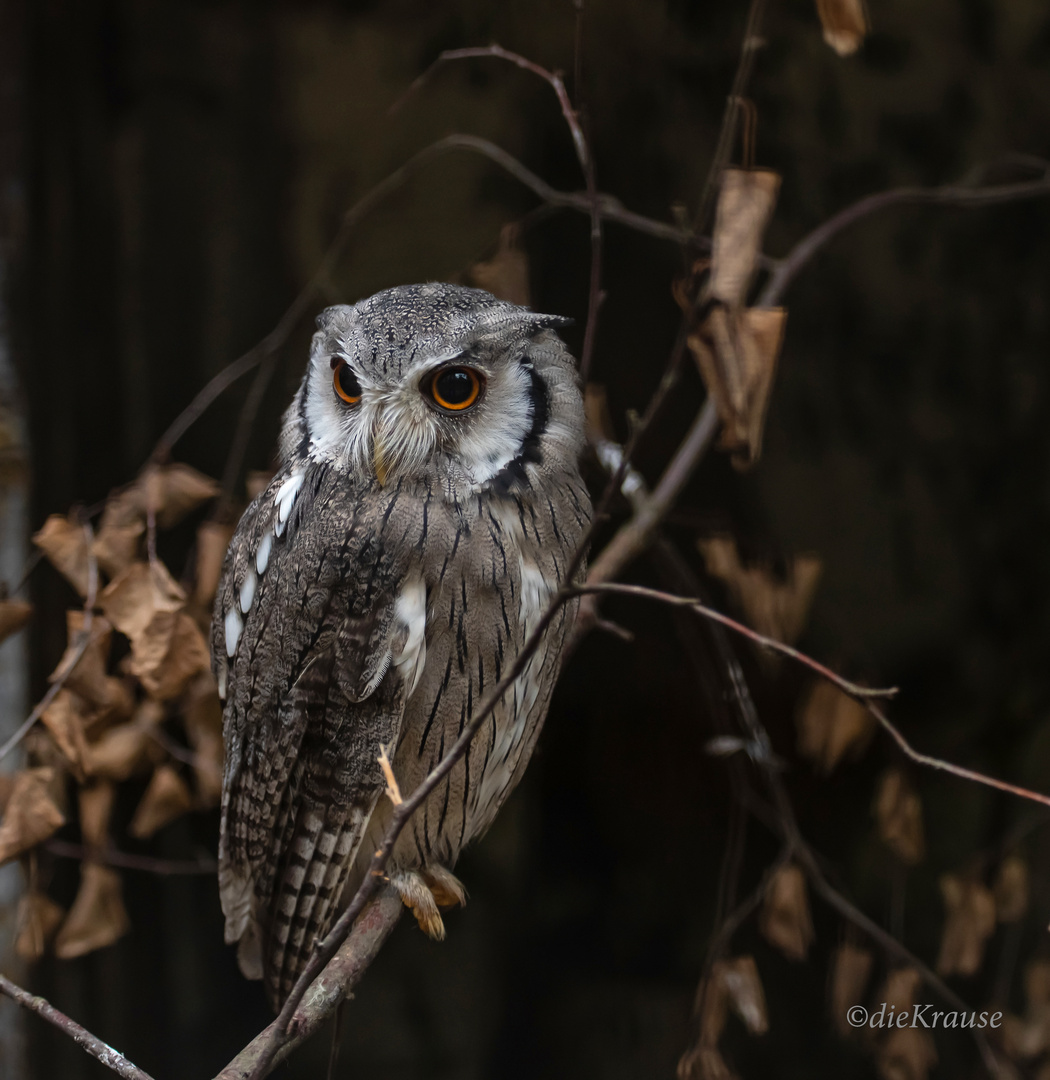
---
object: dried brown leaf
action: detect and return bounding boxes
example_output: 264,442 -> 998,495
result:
15,890 -> 66,961
183,672 -> 224,807
876,1027 -> 937,1080
84,723 -> 152,782
0,598 -> 32,643
710,169 -> 780,307
138,463 -> 220,528
815,0 -> 868,57
53,863 -> 130,958
873,769 -> 925,865
936,874 -> 996,977
40,690 -> 89,776
92,490 -> 145,578
0,768 -> 65,865
797,679 -> 874,773
99,560 -> 185,643
466,223 -> 531,307
129,765 -> 194,838
78,781 -> 115,850
33,514 -> 90,596
759,864 -> 814,961
130,609 -> 210,700
995,856 -> 1029,923
698,536 -> 821,644
697,954 -> 768,1053
1002,1012 -> 1050,1061
689,306 -> 787,468
194,520 -> 234,608
878,967 -> 922,1015
830,943 -> 873,1035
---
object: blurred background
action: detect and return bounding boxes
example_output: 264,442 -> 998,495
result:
2,0 -> 1050,1077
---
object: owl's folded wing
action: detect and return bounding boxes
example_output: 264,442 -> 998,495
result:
213,466 -> 424,1007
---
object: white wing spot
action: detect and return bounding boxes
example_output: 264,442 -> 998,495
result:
393,578 -> 427,697
239,570 -> 257,614
216,664 -> 227,701
255,531 -> 272,575
225,606 -> 244,658
276,471 -> 304,524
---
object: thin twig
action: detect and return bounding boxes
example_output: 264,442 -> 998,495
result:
759,163 -> 1050,306
44,839 -> 218,876
0,974 -> 155,1080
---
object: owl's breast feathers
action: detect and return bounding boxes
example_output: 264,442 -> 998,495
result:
213,454 -> 590,1007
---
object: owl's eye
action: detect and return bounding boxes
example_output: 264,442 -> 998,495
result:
332,360 -> 362,404
428,366 -> 483,412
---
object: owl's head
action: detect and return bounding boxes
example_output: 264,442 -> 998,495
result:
282,283 -> 585,495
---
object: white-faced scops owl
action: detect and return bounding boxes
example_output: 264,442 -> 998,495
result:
211,283 -> 591,1007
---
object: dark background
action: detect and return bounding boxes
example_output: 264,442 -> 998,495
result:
4,0 -> 1050,1077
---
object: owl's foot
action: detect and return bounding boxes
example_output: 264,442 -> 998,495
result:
390,865 -> 467,940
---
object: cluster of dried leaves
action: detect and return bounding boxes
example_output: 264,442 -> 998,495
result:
683,531 -> 1041,1080
0,463 -> 240,961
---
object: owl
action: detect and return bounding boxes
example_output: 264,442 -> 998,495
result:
212,282 -> 591,1008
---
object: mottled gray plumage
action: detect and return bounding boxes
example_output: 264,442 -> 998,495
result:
212,283 -> 590,1007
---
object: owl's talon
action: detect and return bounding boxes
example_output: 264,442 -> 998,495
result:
390,866 -> 466,940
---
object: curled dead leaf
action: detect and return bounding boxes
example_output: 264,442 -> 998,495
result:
92,490 -> 145,578
0,598 -> 32,643
51,612 -> 135,730
183,672 -> 224,807
815,0 -> 868,57
936,874 -> 996,977
99,559 -> 185,642
465,223 -> 531,307
33,514 -> 90,596
194,520 -> 234,608
759,864 -> 814,961
0,767 -> 65,866
710,169 -> 780,308
130,609 -> 211,700
84,722 -> 153,782
830,943 -> 873,1036
878,967 -> 922,1015
877,1026 -> 937,1080
994,856 -> 1029,923
129,765 -> 194,838
698,954 -> 769,1052
15,890 -> 66,961
78,781 -> 115,850
873,769 -> 925,865
797,679 -> 874,773
53,863 -> 130,958
40,690 -> 89,776
699,536 -> 822,644
138,463 -> 220,529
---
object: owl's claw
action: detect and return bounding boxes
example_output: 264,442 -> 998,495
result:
390,866 -> 467,940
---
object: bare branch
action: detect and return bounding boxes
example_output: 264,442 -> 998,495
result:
0,974 -> 155,1080
44,839 -> 218,877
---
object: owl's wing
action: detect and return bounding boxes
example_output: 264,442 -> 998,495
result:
213,466 -> 425,1006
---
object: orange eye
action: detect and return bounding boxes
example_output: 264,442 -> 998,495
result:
333,360 -> 362,404
428,366 -> 482,412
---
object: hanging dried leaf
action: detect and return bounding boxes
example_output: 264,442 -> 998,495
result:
936,874 -> 996,977
99,560 -> 185,643
1001,963 -> 1050,1059
138,463 -> 220,529
710,169 -> 780,307
33,514 -> 90,596
698,536 -> 822,644
830,943 -> 873,1035
682,1045 -> 739,1080
815,0 -> 868,57
759,864 -> 814,961
876,1027 -> 937,1080
53,863 -> 130,958
688,306 -> 787,468
129,765 -> 194,838
78,781 -> 115,850
0,768 -> 65,865
697,954 -> 769,1053
129,609 -> 210,700
245,470 -> 275,501
873,769 -> 925,865
466,223 -> 531,307
40,690 -> 89,775
878,967 -> 922,1015
994,856 -> 1029,923
194,520 -> 234,608
183,672 -> 224,806
797,679 -> 874,773
92,490 -> 145,578
0,598 -> 32,643
15,890 -> 66,961
50,612 -> 135,730
84,722 -> 153,782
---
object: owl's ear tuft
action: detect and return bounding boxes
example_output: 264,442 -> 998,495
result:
315,305 -> 354,332
524,313 -> 573,335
